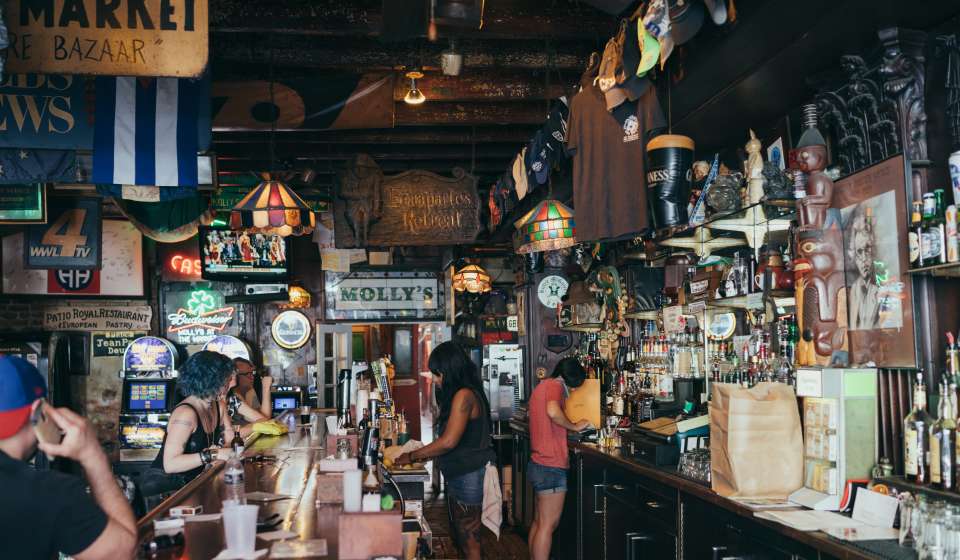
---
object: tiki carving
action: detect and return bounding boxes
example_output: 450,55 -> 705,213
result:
336,154 -> 384,247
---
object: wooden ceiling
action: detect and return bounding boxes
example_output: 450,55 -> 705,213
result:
210,0 -> 618,189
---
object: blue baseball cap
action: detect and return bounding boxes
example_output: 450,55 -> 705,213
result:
0,355 -> 47,438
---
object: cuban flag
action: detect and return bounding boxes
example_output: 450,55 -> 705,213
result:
93,77 -> 200,187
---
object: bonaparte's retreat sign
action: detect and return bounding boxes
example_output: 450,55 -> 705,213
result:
5,0 -> 209,77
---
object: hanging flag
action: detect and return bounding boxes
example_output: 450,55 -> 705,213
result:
93,77 -> 200,187
0,148 -> 76,184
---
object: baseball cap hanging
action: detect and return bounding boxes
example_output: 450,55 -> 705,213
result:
637,20 -> 661,76
668,0 -> 705,46
0,355 -> 46,439
513,148 -> 530,200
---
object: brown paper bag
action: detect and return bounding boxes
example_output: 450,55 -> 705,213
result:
710,382 -> 803,498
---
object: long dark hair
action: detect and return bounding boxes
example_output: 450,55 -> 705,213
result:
428,341 -> 490,430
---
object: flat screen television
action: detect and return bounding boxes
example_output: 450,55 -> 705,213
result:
199,227 -> 288,281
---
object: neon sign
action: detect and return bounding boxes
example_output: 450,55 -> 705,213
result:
168,253 -> 202,280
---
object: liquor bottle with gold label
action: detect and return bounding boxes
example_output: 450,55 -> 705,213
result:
930,379 -> 956,490
904,372 -> 932,484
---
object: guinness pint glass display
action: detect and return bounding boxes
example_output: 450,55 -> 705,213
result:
646,134 -> 695,229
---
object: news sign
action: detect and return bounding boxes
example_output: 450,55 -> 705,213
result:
25,197 -> 101,269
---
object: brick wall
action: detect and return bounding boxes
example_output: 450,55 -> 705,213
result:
0,298 -> 43,331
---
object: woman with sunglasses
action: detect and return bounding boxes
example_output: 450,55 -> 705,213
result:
227,358 -> 272,438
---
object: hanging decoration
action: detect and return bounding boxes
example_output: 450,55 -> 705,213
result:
452,264 -> 492,293
514,199 -> 576,254
229,178 -> 316,237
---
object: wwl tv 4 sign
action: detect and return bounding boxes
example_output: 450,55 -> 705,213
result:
26,197 -> 101,269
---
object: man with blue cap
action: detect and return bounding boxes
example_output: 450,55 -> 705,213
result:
0,354 -> 136,559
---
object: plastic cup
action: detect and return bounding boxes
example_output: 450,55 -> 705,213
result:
222,503 -> 259,555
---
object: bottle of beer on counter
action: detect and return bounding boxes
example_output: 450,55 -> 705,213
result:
904,371 -> 932,484
231,430 -> 245,457
930,379 -> 956,490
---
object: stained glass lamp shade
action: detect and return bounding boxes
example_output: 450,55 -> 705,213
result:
514,199 -> 576,254
453,264 -> 492,293
229,180 -> 316,237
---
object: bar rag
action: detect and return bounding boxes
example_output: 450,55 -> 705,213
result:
482,462 -> 502,539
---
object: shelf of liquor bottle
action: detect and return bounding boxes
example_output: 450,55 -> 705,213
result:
877,476 -> 960,504
907,262 -> 960,278
705,289 -> 796,311
650,200 -> 797,244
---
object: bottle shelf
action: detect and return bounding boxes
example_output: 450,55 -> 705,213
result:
624,290 -> 796,319
650,200 -> 797,244
907,262 -> 960,278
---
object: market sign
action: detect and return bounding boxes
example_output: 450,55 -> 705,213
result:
165,288 -> 236,345
0,184 -> 46,223
333,156 -> 481,247
26,197 -> 101,269
43,303 -> 153,331
91,331 -> 145,357
324,271 -> 444,322
5,0 -> 209,77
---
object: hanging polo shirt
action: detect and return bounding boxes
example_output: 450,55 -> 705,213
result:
566,79 -> 666,243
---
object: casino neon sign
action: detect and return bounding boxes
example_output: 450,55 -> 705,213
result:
168,254 -> 202,280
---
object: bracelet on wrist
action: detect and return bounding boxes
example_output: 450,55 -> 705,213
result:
200,448 -> 213,465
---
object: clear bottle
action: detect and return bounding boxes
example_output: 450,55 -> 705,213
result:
223,448 -> 246,505
930,380 -> 956,490
904,372 -> 932,484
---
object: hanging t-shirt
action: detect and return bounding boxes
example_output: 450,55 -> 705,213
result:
566,80 -> 666,242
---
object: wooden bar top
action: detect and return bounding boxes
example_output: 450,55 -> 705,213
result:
137,411 -> 364,559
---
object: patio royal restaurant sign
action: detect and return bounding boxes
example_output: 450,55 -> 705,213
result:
5,0 -> 209,77
324,271 -> 444,322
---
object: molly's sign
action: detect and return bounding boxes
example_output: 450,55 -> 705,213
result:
5,0 -> 209,77
324,271 -> 445,322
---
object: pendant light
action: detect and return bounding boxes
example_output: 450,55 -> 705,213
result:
514,198 -> 576,254
404,69 -> 426,105
452,264 -> 492,293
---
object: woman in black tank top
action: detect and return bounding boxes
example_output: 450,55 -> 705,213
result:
395,342 -> 495,560
146,351 -> 237,488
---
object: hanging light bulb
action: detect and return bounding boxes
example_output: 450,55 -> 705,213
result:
404,70 -> 426,105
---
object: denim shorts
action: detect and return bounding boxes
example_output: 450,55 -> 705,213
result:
528,461 -> 567,494
446,466 -> 485,506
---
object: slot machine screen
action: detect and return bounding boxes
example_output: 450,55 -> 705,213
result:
122,380 -> 175,413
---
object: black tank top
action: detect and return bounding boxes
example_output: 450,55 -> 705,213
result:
438,388 -> 496,479
151,402 -> 222,480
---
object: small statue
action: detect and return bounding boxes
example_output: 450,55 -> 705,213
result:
745,129 -> 764,199
796,108 -> 834,231
337,154 -> 384,247
761,161 -> 794,201
707,172 -> 744,213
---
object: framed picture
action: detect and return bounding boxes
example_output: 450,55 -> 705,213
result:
0,184 -> 47,223
834,154 -> 916,368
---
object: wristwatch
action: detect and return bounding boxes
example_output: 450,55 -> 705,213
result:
200,447 -> 213,465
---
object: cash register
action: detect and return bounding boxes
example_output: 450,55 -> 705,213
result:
271,385 -> 304,414
117,336 -> 179,463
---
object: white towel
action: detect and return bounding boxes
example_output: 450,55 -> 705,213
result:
482,463 -> 502,539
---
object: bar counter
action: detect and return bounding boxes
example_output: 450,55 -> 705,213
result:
137,411 -> 363,559
510,419 -> 914,560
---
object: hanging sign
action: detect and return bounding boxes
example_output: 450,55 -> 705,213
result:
26,197 -> 101,269
4,0 -> 209,77
91,331 -> 145,357
0,184 -> 46,223
324,270 -> 445,321
333,156 -> 482,247
164,288 -> 236,345
123,336 -> 177,373
271,311 -> 311,350
0,74 -> 92,148
44,303 -> 152,331
202,335 -> 251,360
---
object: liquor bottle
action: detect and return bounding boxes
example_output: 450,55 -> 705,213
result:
921,192 -> 946,265
911,200 -> 925,268
930,379 -> 956,490
231,430 -> 245,457
904,372 -> 932,484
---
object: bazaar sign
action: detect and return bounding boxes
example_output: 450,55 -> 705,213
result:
324,271 -> 444,322
5,0 -> 209,77
333,156 -> 481,247
44,303 -> 152,331
165,288 -> 236,345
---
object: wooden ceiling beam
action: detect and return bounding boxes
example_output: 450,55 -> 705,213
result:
212,127 -> 539,145
396,101 -> 548,126
216,158 -> 510,175
210,36 -> 595,72
392,72 -> 571,102
214,143 -> 520,160
210,0 -> 616,41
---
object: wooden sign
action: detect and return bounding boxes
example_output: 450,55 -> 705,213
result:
5,0 -> 209,77
44,303 -> 152,331
333,154 -> 482,247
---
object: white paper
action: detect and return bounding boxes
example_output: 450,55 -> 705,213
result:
822,526 -> 899,541
754,510 -> 862,532
256,530 -> 298,542
663,306 -> 683,333
211,548 -> 268,560
852,488 -> 899,528
796,369 -> 823,398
